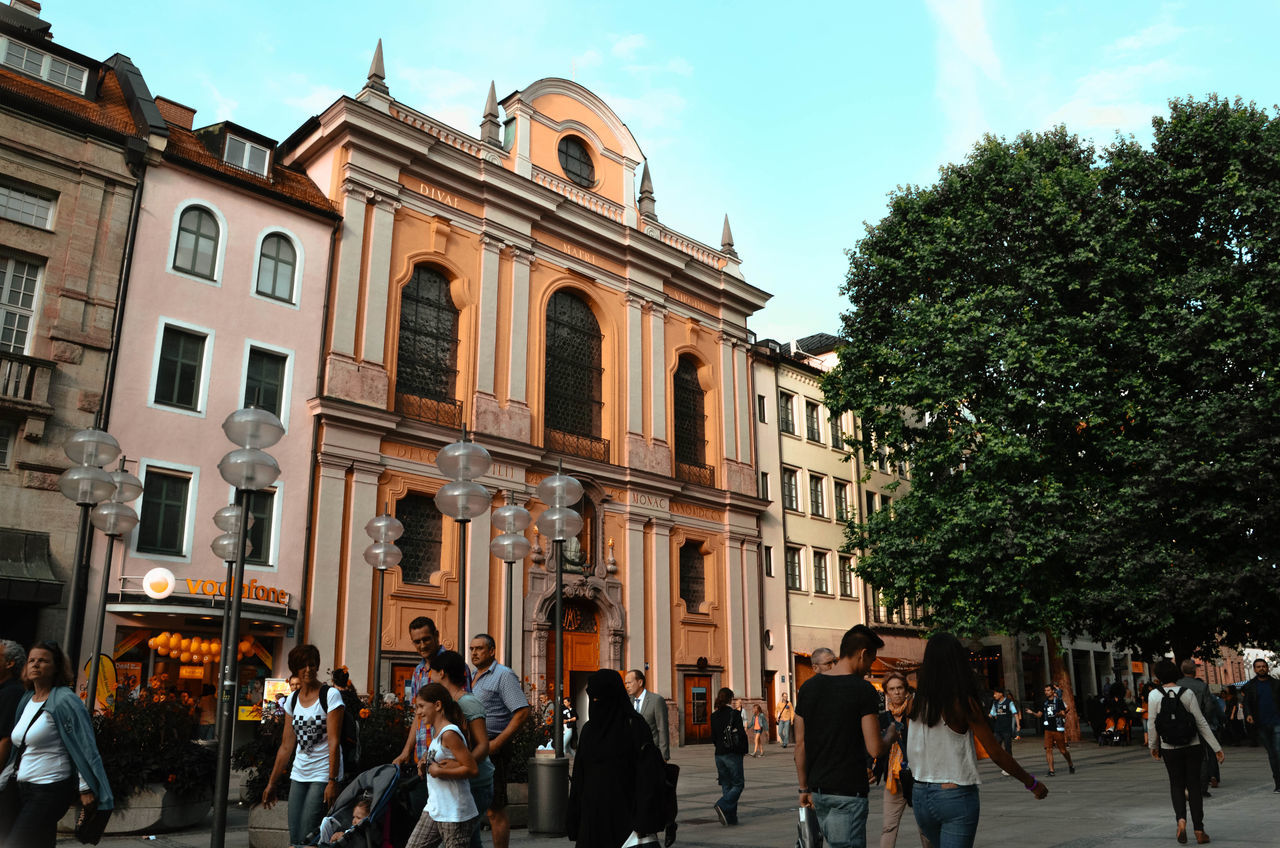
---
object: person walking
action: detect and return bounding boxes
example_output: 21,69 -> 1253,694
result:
561,695 -> 578,756
877,672 -> 931,848
1025,683 -> 1074,776
778,693 -> 795,748
710,687 -> 747,825
567,669 -> 667,848
262,644 -> 346,846
0,640 -> 114,848
1221,687 -> 1243,747
0,639 -> 25,834
1148,659 -> 1224,845
624,669 -> 671,760
795,625 -> 895,848
429,650 -> 494,848
908,633 -> 1048,848
469,633 -> 528,848
405,682 -> 480,848
749,705 -> 767,757
1176,660 -> 1219,796
987,689 -> 1019,768
394,616 -> 453,770
1241,658 -> 1280,792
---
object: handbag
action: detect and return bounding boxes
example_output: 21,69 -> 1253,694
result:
75,799 -> 112,845
796,805 -> 823,848
898,765 -> 915,807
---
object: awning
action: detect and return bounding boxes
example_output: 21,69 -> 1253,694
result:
0,528 -> 63,605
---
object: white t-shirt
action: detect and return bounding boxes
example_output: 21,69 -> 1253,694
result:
283,687 -> 345,783
10,698 -> 88,790
424,723 -> 478,823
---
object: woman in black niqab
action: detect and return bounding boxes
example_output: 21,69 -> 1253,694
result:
567,669 -> 667,847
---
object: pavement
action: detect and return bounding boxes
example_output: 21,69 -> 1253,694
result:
76,737 -> 1278,847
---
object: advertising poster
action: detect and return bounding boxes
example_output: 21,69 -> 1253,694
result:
263,678 -> 292,718
238,662 -> 269,721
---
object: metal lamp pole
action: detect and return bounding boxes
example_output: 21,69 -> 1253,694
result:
434,427 -> 492,649
84,460 -> 141,711
490,494 -> 531,671
364,508 -> 404,698
534,466 -> 583,758
210,407 -> 284,848
210,505 -> 253,749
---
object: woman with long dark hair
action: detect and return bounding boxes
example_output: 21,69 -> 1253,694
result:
0,640 -> 113,848
429,650 -> 493,848
908,634 -> 1047,847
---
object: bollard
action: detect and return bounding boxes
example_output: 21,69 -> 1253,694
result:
527,754 -> 570,836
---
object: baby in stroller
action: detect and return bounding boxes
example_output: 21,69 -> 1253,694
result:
305,763 -> 404,848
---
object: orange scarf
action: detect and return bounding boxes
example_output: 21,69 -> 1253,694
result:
886,696 -> 912,795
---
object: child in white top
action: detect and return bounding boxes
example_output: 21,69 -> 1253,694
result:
405,682 -> 479,848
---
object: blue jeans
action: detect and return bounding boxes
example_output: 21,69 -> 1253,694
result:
780,720 -> 792,747
1257,723 -> 1280,788
714,753 -> 745,821
912,783 -> 980,848
469,781 -> 494,848
811,791 -> 869,848
288,780 -> 329,845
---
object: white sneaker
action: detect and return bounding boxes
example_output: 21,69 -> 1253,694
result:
1000,770 -> 1009,776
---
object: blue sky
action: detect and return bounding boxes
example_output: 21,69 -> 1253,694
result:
46,0 -> 1280,341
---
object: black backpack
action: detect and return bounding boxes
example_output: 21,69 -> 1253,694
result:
291,684 -> 362,774
1154,687 -> 1197,746
721,714 -> 746,754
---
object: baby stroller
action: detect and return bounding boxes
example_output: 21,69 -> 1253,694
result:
304,764 -> 405,848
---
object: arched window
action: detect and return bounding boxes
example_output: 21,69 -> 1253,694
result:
679,540 -> 706,613
396,266 -> 458,403
672,355 -> 707,468
173,207 -> 219,279
544,290 -> 603,439
396,493 -> 443,585
256,234 -> 296,301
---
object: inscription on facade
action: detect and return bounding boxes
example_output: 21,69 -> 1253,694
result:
670,500 -> 723,522
663,285 -> 719,317
606,487 -> 670,511
418,182 -> 460,209
489,461 -> 523,482
383,441 -> 438,465
561,241 -> 598,266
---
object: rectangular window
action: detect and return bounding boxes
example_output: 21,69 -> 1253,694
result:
834,481 -> 850,522
224,135 -> 270,176
245,490 -> 275,566
2,40 -> 86,92
785,547 -> 802,590
136,470 -> 190,556
782,468 -> 799,511
805,400 -> 822,441
877,447 -> 890,473
881,494 -> 892,512
756,393 -> 767,423
839,555 -> 854,598
830,416 -> 843,448
245,347 -> 287,418
763,546 -> 774,578
154,326 -> 206,410
0,419 -> 12,468
758,471 -> 770,500
0,182 -> 53,228
808,473 -> 826,517
778,392 -> 795,434
865,490 -> 878,517
813,551 -> 830,594
0,253 -> 41,353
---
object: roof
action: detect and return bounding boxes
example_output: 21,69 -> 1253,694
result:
0,2 -> 50,35
794,332 -> 842,355
0,61 -> 141,140
162,121 -> 339,219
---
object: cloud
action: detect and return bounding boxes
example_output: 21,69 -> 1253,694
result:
597,87 -> 688,135
574,49 -> 603,72
623,57 -> 694,77
1043,59 -> 1183,142
611,34 -> 648,60
1109,18 -> 1187,53
199,75 -> 238,121
395,66 -> 486,133
925,0 -> 1004,159
283,84 -> 345,116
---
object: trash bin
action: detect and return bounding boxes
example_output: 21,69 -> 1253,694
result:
527,754 -> 569,837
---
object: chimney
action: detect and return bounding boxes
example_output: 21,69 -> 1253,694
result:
154,97 -> 196,130
10,0 -> 42,17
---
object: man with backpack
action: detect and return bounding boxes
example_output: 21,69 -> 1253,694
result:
1177,660 -> 1222,795
1148,659 -> 1225,845
710,687 -> 748,825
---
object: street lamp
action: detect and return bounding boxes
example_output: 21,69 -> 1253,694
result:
434,427 -> 491,648
534,466 -> 582,759
364,508 -> 404,698
210,407 -> 283,848
58,427 -> 120,673
210,505 -> 252,748
489,494 -> 531,668
84,461 -> 141,711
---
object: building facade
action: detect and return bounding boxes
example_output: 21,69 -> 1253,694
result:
281,55 -> 770,744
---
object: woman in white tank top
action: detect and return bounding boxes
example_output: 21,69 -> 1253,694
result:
906,634 -> 1049,847
405,682 -> 479,848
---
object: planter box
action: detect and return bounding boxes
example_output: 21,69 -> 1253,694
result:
508,781 -> 529,829
249,801 -> 290,848
58,783 -> 210,835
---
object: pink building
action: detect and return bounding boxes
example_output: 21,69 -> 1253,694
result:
86,97 -> 337,734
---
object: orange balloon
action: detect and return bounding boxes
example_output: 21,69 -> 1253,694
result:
238,640 -> 252,654
147,637 -> 158,649
179,651 -> 192,663
212,643 -> 221,655
180,638 -> 191,652
157,646 -> 170,657
158,631 -> 170,642
169,634 -> 181,651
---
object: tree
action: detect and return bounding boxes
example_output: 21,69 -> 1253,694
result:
823,97 -> 1280,661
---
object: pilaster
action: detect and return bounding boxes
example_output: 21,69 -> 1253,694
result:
725,538 -> 746,694
344,461 -> 382,687
360,195 -> 400,364
476,236 -> 503,395
507,249 -> 532,403
625,514 -> 648,670
734,341 -> 751,463
331,186 -> 369,358
650,519 -> 673,695
719,333 -> 737,461
626,295 -> 645,434
648,303 -> 667,442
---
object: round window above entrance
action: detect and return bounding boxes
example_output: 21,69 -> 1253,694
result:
557,136 -> 595,188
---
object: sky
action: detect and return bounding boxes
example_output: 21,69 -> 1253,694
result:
42,0 -> 1280,342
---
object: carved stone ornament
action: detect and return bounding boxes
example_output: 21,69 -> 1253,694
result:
605,537 -> 617,574
644,224 -> 660,237
532,528 -> 546,568
484,152 -> 501,165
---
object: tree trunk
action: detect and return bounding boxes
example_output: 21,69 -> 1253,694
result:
1045,632 -> 1082,742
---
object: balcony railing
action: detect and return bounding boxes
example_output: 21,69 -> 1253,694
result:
675,461 -> 715,487
546,428 -> 610,463
0,351 -> 54,440
395,393 -> 463,429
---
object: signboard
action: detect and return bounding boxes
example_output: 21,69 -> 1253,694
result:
263,678 -> 292,717
179,665 -> 205,680
1131,661 -> 1145,674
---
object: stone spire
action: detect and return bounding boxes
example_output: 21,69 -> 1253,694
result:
366,39 -> 389,95
481,81 -> 501,146
721,214 -> 738,258
638,162 -> 657,220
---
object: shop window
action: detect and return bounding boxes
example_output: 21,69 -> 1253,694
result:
678,540 -> 706,613
785,546 -> 802,590
397,493 -> 443,585
544,290 -> 603,438
154,325 -> 206,411
137,469 -> 191,556
396,265 -> 459,404
245,347 -> 287,418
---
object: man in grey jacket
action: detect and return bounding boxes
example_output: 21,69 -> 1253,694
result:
1177,659 -> 1220,795
625,669 -> 670,760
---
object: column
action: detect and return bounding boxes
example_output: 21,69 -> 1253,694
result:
650,520 -> 673,695
626,296 -> 645,434
343,461 -> 381,686
307,458 -> 349,661
507,249 -> 532,403
624,515 -> 647,669
719,334 -> 737,461
725,538 -> 746,694
734,342 -> 751,461
648,305 -> 667,441
475,237 -> 502,396
742,543 -> 762,699
360,197 -> 399,364
1087,649 -> 1097,696
330,186 -> 369,357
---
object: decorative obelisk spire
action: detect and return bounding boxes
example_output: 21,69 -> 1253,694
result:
721,214 -> 738,258
638,162 -> 657,220
481,81 -> 501,145
366,39 -> 389,95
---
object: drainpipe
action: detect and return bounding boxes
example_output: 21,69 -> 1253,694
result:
776,356 -> 793,709
99,140 -> 148,430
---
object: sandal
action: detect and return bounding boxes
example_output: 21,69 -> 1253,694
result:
1176,820 -> 1187,844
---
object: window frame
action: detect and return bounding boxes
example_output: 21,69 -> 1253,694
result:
0,180 -> 55,229
756,393 -> 767,423
241,341 -> 293,427
763,545 -> 774,578
224,134 -> 271,176
132,460 -> 199,562
758,471 -> 770,501
148,318 -> 214,418
808,472 -> 826,518
1,38 -> 87,93
239,483 -> 283,572
0,250 -> 43,354
251,229 -> 302,306
805,400 -> 822,441
834,480 -> 850,522
781,467 -> 800,512
556,135 -> 596,188
778,392 -> 796,435
785,546 -> 803,591
812,550 -> 830,595
839,555 -> 855,598
167,201 -> 226,285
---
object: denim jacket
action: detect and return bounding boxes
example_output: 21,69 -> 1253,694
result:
3,687 -> 114,810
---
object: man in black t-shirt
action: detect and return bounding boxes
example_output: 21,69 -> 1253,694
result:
795,625 -> 895,848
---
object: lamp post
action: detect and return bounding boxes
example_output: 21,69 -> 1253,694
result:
84,460 -> 141,711
434,427 -> 492,648
534,466 -> 583,758
210,407 -> 283,848
210,505 -> 252,749
58,427 -> 121,673
489,494 -> 531,668
364,508 -> 404,699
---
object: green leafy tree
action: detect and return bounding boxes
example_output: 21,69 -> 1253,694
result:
824,96 -> 1280,662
